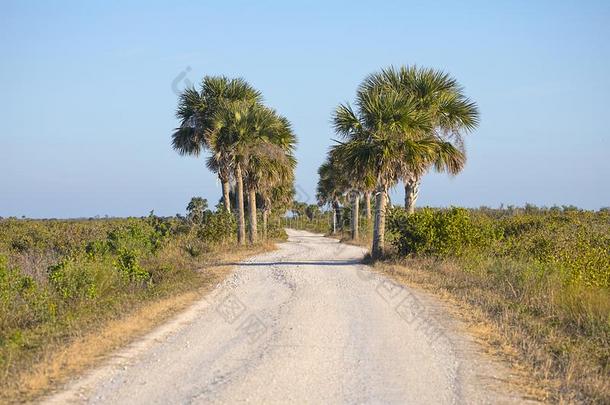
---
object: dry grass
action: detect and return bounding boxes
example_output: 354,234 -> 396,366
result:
374,257 -> 610,404
2,242 -> 275,404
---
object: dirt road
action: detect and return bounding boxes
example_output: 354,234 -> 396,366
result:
44,230 -> 535,404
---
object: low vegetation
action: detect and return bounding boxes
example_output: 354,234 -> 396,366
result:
381,205 -> 610,403
0,202 -> 285,402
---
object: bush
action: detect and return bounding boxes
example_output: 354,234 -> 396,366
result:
387,206 -> 610,288
0,256 -> 54,336
113,249 -> 150,283
387,207 -> 498,257
196,210 -> 236,244
107,220 -> 165,255
48,258 -> 99,300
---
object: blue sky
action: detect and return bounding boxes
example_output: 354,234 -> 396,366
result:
1,0 -> 609,217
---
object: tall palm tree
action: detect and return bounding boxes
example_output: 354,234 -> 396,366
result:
360,66 -> 479,213
252,153 -> 296,240
171,76 -> 262,213
208,100 -> 255,244
209,101 -> 291,244
331,87 -> 436,258
243,113 -> 296,243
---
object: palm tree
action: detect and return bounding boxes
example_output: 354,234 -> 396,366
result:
243,113 -> 297,243
171,76 -> 262,213
255,158 -> 296,240
261,180 -> 294,239
350,190 -> 360,240
325,146 -> 368,240
316,154 -> 348,234
248,146 -> 296,241
331,87 -> 436,258
208,100 -> 254,244
209,101 -> 293,244
359,66 -> 479,213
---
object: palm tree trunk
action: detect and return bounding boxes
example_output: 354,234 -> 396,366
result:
219,167 -> 231,213
352,192 -> 360,240
332,207 -> 337,234
333,200 -> 342,233
404,175 -> 420,215
365,191 -> 371,220
221,180 -> 231,213
262,207 -> 269,240
247,186 -> 258,244
235,163 -> 246,245
372,186 -> 387,259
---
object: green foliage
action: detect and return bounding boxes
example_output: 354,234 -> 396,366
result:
387,206 -> 610,288
387,207 -> 497,257
196,210 -> 236,243
48,258 -> 99,300
113,249 -> 150,283
0,218 -> 114,256
0,256 -> 54,336
183,243 -> 203,258
0,207 -> 255,382
265,213 -> 289,240
186,197 -> 208,224
284,210 -> 335,234
106,219 -> 165,254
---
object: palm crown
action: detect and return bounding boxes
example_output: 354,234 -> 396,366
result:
323,65 -> 479,257
171,76 -> 296,244
359,66 -> 479,212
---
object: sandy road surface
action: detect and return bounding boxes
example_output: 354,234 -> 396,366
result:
44,230 -> 536,404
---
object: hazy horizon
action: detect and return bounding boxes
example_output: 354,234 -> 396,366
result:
2,1 -> 609,218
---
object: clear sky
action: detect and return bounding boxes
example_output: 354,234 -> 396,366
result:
1,0 -> 609,218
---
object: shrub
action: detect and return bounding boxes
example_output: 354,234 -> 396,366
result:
0,256 -> 54,336
266,217 -> 288,240
107,220 -> 159,254
387,206 -> 610,289
196,210 -> 236,244
48,258 -> 99,300
387,207 -> 497,257
113,249 -> 150,283
384,206 -> 610,403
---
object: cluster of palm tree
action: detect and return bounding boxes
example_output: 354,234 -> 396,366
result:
317,65 -> 479,258
172,76 -> 296,244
